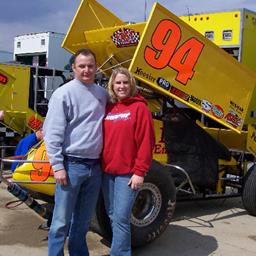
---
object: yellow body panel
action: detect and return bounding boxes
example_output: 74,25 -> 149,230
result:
241,11 -> 256,125
0,68 -> 15,86
62,0 -> 125,54
0,64 -> 30,112
129,3 -> 256,133
83,23 -> 145,76
205,127 -> 247,151
62,0 -> 146,78
247,124 -> 256,156
12,142 -> 55,196
0,64 -> 44,134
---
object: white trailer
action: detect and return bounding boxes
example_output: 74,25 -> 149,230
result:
13,32 -> 72,99
14,31 -> 71,70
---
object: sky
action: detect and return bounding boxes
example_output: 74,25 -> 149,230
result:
1,0 -> 256,52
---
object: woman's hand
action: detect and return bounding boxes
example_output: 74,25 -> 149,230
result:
54,169 -> 67,186
128,174 -> 144,190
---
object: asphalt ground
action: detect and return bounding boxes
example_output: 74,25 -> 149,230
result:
0,182 -> 256,256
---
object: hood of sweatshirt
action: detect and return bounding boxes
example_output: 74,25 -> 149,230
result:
113,94 -> 148,106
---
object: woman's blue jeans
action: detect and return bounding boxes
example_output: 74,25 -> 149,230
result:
102,173 -> 138,256
48,157 -> 102,256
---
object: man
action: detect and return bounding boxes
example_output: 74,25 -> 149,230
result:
11,128 -> 43,172
43,48 -> 108,256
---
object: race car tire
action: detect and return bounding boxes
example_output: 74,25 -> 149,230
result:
95,193 -> 112,243
95,160 -> 176,248
242,164 -> 256,216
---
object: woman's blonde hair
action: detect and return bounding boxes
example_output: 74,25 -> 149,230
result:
108,67 -> 137,102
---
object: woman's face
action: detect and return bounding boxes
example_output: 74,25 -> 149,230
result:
113,73 -> 131,101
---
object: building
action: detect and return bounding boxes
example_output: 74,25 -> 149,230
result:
14,31 -> 72,70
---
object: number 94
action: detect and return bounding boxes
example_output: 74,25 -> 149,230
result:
144,19 -> 205,85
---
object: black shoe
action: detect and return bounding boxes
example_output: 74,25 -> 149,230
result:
38,222 -> 50,231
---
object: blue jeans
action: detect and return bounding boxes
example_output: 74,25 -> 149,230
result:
48,157 -> 102,256
102,173 -> 138,256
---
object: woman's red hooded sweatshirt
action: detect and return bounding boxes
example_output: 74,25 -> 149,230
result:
102,95 -> 155,177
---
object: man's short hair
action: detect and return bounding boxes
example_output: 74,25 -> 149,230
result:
73,48 -> 96,64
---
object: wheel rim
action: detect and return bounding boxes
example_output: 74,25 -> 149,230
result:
131,182 -> 162,227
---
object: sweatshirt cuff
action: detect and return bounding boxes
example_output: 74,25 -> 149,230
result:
52,163 -> 64,172
134,169 -> 147,177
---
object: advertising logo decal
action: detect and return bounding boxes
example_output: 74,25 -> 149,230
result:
225,110 -> 242,128
111,28 -> 140,48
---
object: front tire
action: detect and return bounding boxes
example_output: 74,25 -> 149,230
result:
131,160 -> 176,247
96,160 -> 176,248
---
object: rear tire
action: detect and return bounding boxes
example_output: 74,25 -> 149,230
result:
242,164 -> 256,216
96,160 -> 176,248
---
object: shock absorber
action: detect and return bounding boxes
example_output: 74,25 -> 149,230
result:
7,183 -> 51,220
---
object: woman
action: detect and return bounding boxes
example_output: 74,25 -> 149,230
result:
102,67 -> 155,256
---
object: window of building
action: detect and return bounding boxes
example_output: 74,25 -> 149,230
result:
223,30 -> 232,41
17,41 -> 21,48
222,47 -> 239,60
41,39 -> 46,46
205,31 -> 214,41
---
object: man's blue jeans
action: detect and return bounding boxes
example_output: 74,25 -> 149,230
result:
102,173 -> 138,256
48,157 -> 102,256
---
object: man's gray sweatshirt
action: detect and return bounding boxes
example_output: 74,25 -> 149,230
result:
43,79 -> 108,171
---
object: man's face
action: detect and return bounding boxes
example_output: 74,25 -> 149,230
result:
72,54 -> 97,85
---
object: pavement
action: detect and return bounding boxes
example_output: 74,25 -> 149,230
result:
0,182 -> 256,256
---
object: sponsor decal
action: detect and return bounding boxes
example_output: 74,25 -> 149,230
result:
170,86 -> 190,101
230,100 -> 243,113
154,144 -> 167,154
154,126 -> 166,154
30,144 -> 53,181
202,100 -> 224,119
224,110 -> 242,128
189,95 -> 201,106
0,73 -> 8,85
201,99 -> 212,113
111,28 -> 140,48
105,111 -> 131,121
156,77 -> 171,90
211,104 -> 224,119
134,67 -> 156,83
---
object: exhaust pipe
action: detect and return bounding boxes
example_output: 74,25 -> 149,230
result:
7,183 -> 51,220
